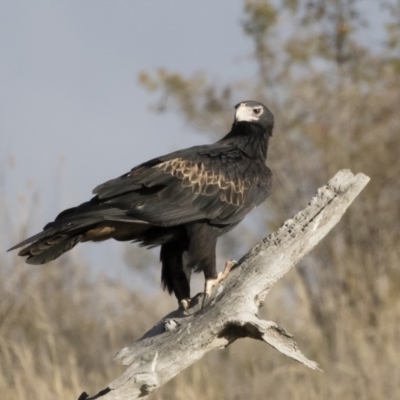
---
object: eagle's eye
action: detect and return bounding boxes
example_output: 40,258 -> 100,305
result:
253,108 -> 262,115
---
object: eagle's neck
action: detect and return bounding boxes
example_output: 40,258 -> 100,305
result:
221,122 -> 272,162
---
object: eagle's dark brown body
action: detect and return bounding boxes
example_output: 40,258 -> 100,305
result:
10,101 -> 274,304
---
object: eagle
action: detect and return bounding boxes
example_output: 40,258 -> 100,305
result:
9,101 -> 274,309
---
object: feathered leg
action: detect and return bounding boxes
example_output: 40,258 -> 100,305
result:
160,242 -> 191,309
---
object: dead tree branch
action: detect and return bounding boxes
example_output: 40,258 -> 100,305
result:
78,169 -> 370,400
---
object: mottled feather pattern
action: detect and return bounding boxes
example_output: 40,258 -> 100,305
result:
156,157 -> 248,206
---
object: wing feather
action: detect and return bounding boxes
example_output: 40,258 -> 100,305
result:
90,144 -> 272,227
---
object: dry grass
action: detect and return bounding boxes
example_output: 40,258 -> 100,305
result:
2,1 -> 400,398
1,228 -> 399,400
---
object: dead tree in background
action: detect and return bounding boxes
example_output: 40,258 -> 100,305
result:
79,169 -> 369,400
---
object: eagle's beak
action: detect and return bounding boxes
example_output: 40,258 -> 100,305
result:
235,103 -> 248,122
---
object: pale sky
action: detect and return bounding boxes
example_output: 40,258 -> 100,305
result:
1,1 -> 256,283
1,0 -> 388,285
1,1 -> 252,206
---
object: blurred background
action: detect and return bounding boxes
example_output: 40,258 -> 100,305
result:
1,0 -> 400,399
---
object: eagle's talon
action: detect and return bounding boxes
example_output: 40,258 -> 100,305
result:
180,298 -> 191,311
222,259 -> 237,277
203,259 -> 237,303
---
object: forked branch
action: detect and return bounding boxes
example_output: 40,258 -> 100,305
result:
78,169 -> 370,400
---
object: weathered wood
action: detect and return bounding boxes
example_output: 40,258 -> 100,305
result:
79,169 -> 370,400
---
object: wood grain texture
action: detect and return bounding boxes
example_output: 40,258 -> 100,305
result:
79,169 -> 370,400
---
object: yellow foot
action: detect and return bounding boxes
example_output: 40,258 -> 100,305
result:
179,298 -> 191,311
203,260 -> 237,305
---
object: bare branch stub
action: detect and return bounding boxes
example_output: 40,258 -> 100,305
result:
79,169 -> 370,400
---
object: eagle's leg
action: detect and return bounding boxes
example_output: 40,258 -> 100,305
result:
203,260 -> 237,301
160,242 -> 191,310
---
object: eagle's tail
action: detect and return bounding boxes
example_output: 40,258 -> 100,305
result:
8,199 -> 145,265
8,201 -> 99,264
13,232 -> 84,265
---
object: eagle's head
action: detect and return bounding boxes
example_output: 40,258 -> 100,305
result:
234,101 -> 274,135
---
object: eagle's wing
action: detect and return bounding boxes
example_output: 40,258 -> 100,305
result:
93,144 -> 272,227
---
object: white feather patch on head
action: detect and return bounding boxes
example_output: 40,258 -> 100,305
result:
235,103 -> 263,122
